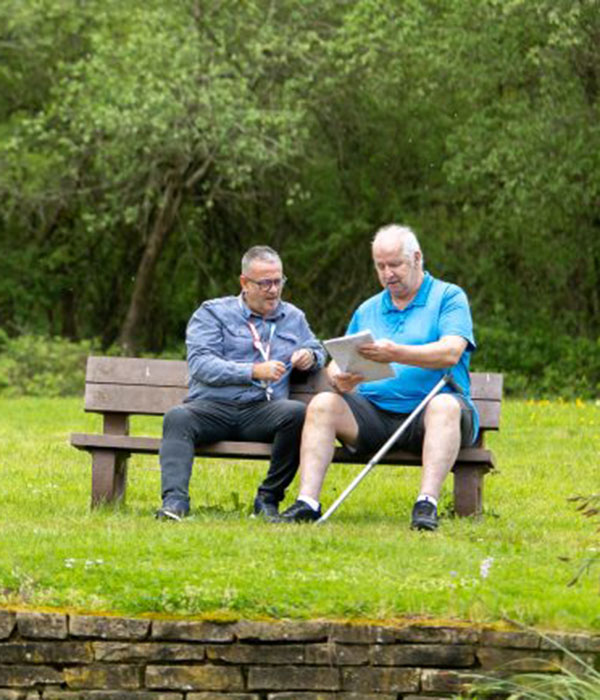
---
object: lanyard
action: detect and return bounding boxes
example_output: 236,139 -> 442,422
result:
248,320 -> 276,399
247,320 -> 275,361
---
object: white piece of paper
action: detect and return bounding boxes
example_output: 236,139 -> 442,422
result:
323,330 -> 395,382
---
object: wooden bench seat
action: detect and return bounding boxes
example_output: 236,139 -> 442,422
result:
70,356 -> 503,516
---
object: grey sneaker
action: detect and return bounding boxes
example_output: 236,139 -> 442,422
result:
411,500 -> 438,531
155,507 -> 187,522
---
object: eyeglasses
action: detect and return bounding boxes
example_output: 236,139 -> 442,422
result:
245,275 -> 287,291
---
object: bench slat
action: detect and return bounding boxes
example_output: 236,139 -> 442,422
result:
293,370 -> 503,400
85,383 -> 187,414
471,400 -> 501,429
85,356 -> 502,401
470,372 -> 503,399
70,432 -> 494,469
86,356 -> 188,387
84,382 -> 501,429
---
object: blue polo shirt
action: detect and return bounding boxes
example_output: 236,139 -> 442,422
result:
346,272 -> 479,442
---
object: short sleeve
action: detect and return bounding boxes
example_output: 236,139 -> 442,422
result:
439,285 -> 476,351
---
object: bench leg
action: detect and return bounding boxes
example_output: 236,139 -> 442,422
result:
453,466 -> 485,517
90,450 -> 129,507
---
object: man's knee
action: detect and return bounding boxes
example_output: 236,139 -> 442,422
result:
162,405 -> 195,438
425,394 -> 461,425
288,399 -> 308,421
306,391 -> 347,423
276,399 -> 307,428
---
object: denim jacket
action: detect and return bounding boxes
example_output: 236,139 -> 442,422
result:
186,294 -> 325,402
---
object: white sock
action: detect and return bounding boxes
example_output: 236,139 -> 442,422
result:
298,494 -> 320,511
416,494 -> 438,508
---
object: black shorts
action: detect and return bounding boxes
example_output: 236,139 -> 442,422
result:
341,391 -> 476,457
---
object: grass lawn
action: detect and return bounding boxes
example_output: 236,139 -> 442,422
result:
0,396 -> 598,631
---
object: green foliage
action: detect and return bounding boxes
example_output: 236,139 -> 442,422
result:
0,0 -> 335,346
0,0 -> 599,358
0,334 -> 188,397
567,494 -> 600,588
0,0 -> 93,119
0,397 -> 599,627
0,332 -> 94,397
440,0 -> 600,335
472,325 -> 600,399
0,321 -> 596,399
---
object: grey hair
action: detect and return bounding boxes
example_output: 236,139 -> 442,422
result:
372,224 -> 423,269
241,245 -> 282,274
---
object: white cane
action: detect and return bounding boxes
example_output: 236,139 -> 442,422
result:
317,373 -> 463,524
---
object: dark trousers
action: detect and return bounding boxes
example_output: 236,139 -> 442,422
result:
159,398 -> 307,513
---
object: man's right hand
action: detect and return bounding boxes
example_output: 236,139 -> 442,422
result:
252,360 -> 287,382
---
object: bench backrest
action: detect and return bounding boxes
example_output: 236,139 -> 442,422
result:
83,356 -> 503,430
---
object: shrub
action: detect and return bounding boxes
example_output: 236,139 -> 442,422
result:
472,325 -> 600,399
0,326 -> 598,400
0,332 -> 95,397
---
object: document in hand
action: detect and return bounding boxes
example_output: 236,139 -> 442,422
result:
323,330 -> 395,382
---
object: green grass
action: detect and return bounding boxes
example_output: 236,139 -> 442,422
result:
0,396 -> 599,630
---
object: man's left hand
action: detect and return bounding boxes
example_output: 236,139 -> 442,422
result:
291,348 -> 315,371
358,340 -> 399,363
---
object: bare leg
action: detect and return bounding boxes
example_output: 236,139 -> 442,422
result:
420,394 -> 462,500
298,392 -> 359,501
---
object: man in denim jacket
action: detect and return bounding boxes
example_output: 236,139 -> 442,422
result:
156,245 -> 325,521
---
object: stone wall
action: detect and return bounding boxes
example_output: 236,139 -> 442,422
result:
0,610 -> 599,699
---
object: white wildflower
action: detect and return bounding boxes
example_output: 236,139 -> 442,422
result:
480,556 -> 494,579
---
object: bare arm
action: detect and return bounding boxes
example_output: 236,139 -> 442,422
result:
358,335 -> 467,369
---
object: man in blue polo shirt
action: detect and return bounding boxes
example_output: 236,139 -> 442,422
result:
156,245 -> 325,521
276,224 -> 478,530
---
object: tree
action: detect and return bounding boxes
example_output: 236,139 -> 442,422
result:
1,0 -> 599,354
439,0 -> 600,335
1,0 -> 339,350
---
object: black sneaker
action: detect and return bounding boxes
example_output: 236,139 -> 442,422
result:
252,495 -> 279,519
411,500 -> 438,531
274,499 -> 321,524
155,507 -> 187,522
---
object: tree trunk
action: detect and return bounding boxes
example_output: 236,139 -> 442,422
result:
117,178 -> 183,354
60,287 -> 78,340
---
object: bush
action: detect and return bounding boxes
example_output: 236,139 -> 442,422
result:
0,326 -> 597,400
472,325 -> 600,399
0,332 -> 95,397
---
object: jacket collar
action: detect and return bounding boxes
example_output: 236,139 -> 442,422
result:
238,293 -> 285,321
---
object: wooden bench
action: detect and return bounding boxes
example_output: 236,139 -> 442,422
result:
70,356 -> 503,516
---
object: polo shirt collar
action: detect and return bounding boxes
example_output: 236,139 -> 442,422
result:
382,271 -> 433,313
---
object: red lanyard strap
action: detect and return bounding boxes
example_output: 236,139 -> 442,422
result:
247,321 -> 275,362
248,321 -> 277,400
